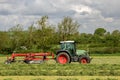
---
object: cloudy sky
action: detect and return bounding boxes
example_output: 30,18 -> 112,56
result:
0,0 -> 120,33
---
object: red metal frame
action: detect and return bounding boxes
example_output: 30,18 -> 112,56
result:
7,52 -> 54,62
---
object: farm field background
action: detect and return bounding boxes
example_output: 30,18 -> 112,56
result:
0,55 -> 120,80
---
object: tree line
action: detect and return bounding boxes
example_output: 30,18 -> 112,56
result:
0,16 -> 120,54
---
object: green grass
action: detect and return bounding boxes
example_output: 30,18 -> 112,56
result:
0,76 -> 120,80
90,53 -> 120,56
0,56 -> 120,80
0,56 -> 120,76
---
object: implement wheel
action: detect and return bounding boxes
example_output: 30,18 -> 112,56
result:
4,60 -> 11,64
56,52 -> 70,64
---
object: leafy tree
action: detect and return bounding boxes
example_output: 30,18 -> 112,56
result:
25,24 -> 37,49
105,30 -> 120,47
35,16 -> 55,51
58,16 -> 80,41
112,30 -> 120,36
93,28 -> 106,43
111,30 -> 120,47
0,31 -> 12,54
8,24 -> 25,52
94,28 -> 106,36
77,33 -> 92,44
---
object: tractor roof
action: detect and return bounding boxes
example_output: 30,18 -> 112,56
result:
60,41 -> 75,43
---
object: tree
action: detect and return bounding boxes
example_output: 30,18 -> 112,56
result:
58,16 -> 80,41
112,30 -> 120,36
25,24 -> 36,49
77,33 -> 92,44
105,30 -> 120,47
8,24 -> 25,52
35,16 -> 55,51
111,30 -> 120,47
0,31 -> 12,54
94,28 -> 106,36
93,28 -> 107,43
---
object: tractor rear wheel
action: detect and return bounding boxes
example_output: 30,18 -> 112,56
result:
56,52 -> 70,64
79,56 -> 90,64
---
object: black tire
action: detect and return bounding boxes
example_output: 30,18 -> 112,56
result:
79,55 -> 90,64
24,60 -> 30,64
56,52 -> 71,64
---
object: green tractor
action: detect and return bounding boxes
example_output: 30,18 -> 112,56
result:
56,41 -> 92,64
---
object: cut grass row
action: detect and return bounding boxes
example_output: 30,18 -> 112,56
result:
0,63 -> 120,76
0,56 -> 120,76
1,55 -> 120,64
0,76 -> 120,80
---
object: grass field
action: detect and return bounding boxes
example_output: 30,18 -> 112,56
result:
0,76 -> 120,80
0,55 -> 120,80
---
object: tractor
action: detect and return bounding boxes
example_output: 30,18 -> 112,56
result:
5,41 -> 92,64
56,41 -> 91,64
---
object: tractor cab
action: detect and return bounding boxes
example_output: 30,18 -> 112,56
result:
60,41 -> 76,56
60,41 -> 88,56
56,41 -> 91,64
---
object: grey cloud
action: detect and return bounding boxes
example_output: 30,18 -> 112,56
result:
0,0 -> 120,33
89,0 -> 120,18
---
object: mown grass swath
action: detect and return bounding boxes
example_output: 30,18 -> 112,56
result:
0,63 -> 120,76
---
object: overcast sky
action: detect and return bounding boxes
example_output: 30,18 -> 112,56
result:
0,0 -> 120,33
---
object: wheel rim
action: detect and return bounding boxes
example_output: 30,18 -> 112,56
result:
58,54 -> 68,64
81,58 -> 87,64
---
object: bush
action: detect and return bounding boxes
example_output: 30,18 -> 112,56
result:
89,47 -> 120,54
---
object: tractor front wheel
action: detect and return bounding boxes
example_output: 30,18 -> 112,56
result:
56,52 -> 70,64
79,56 -> 90,64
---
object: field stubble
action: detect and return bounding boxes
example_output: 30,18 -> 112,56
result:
0,56 -> 120,80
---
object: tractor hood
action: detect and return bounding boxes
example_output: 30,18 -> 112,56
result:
76,50 -> 88,56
